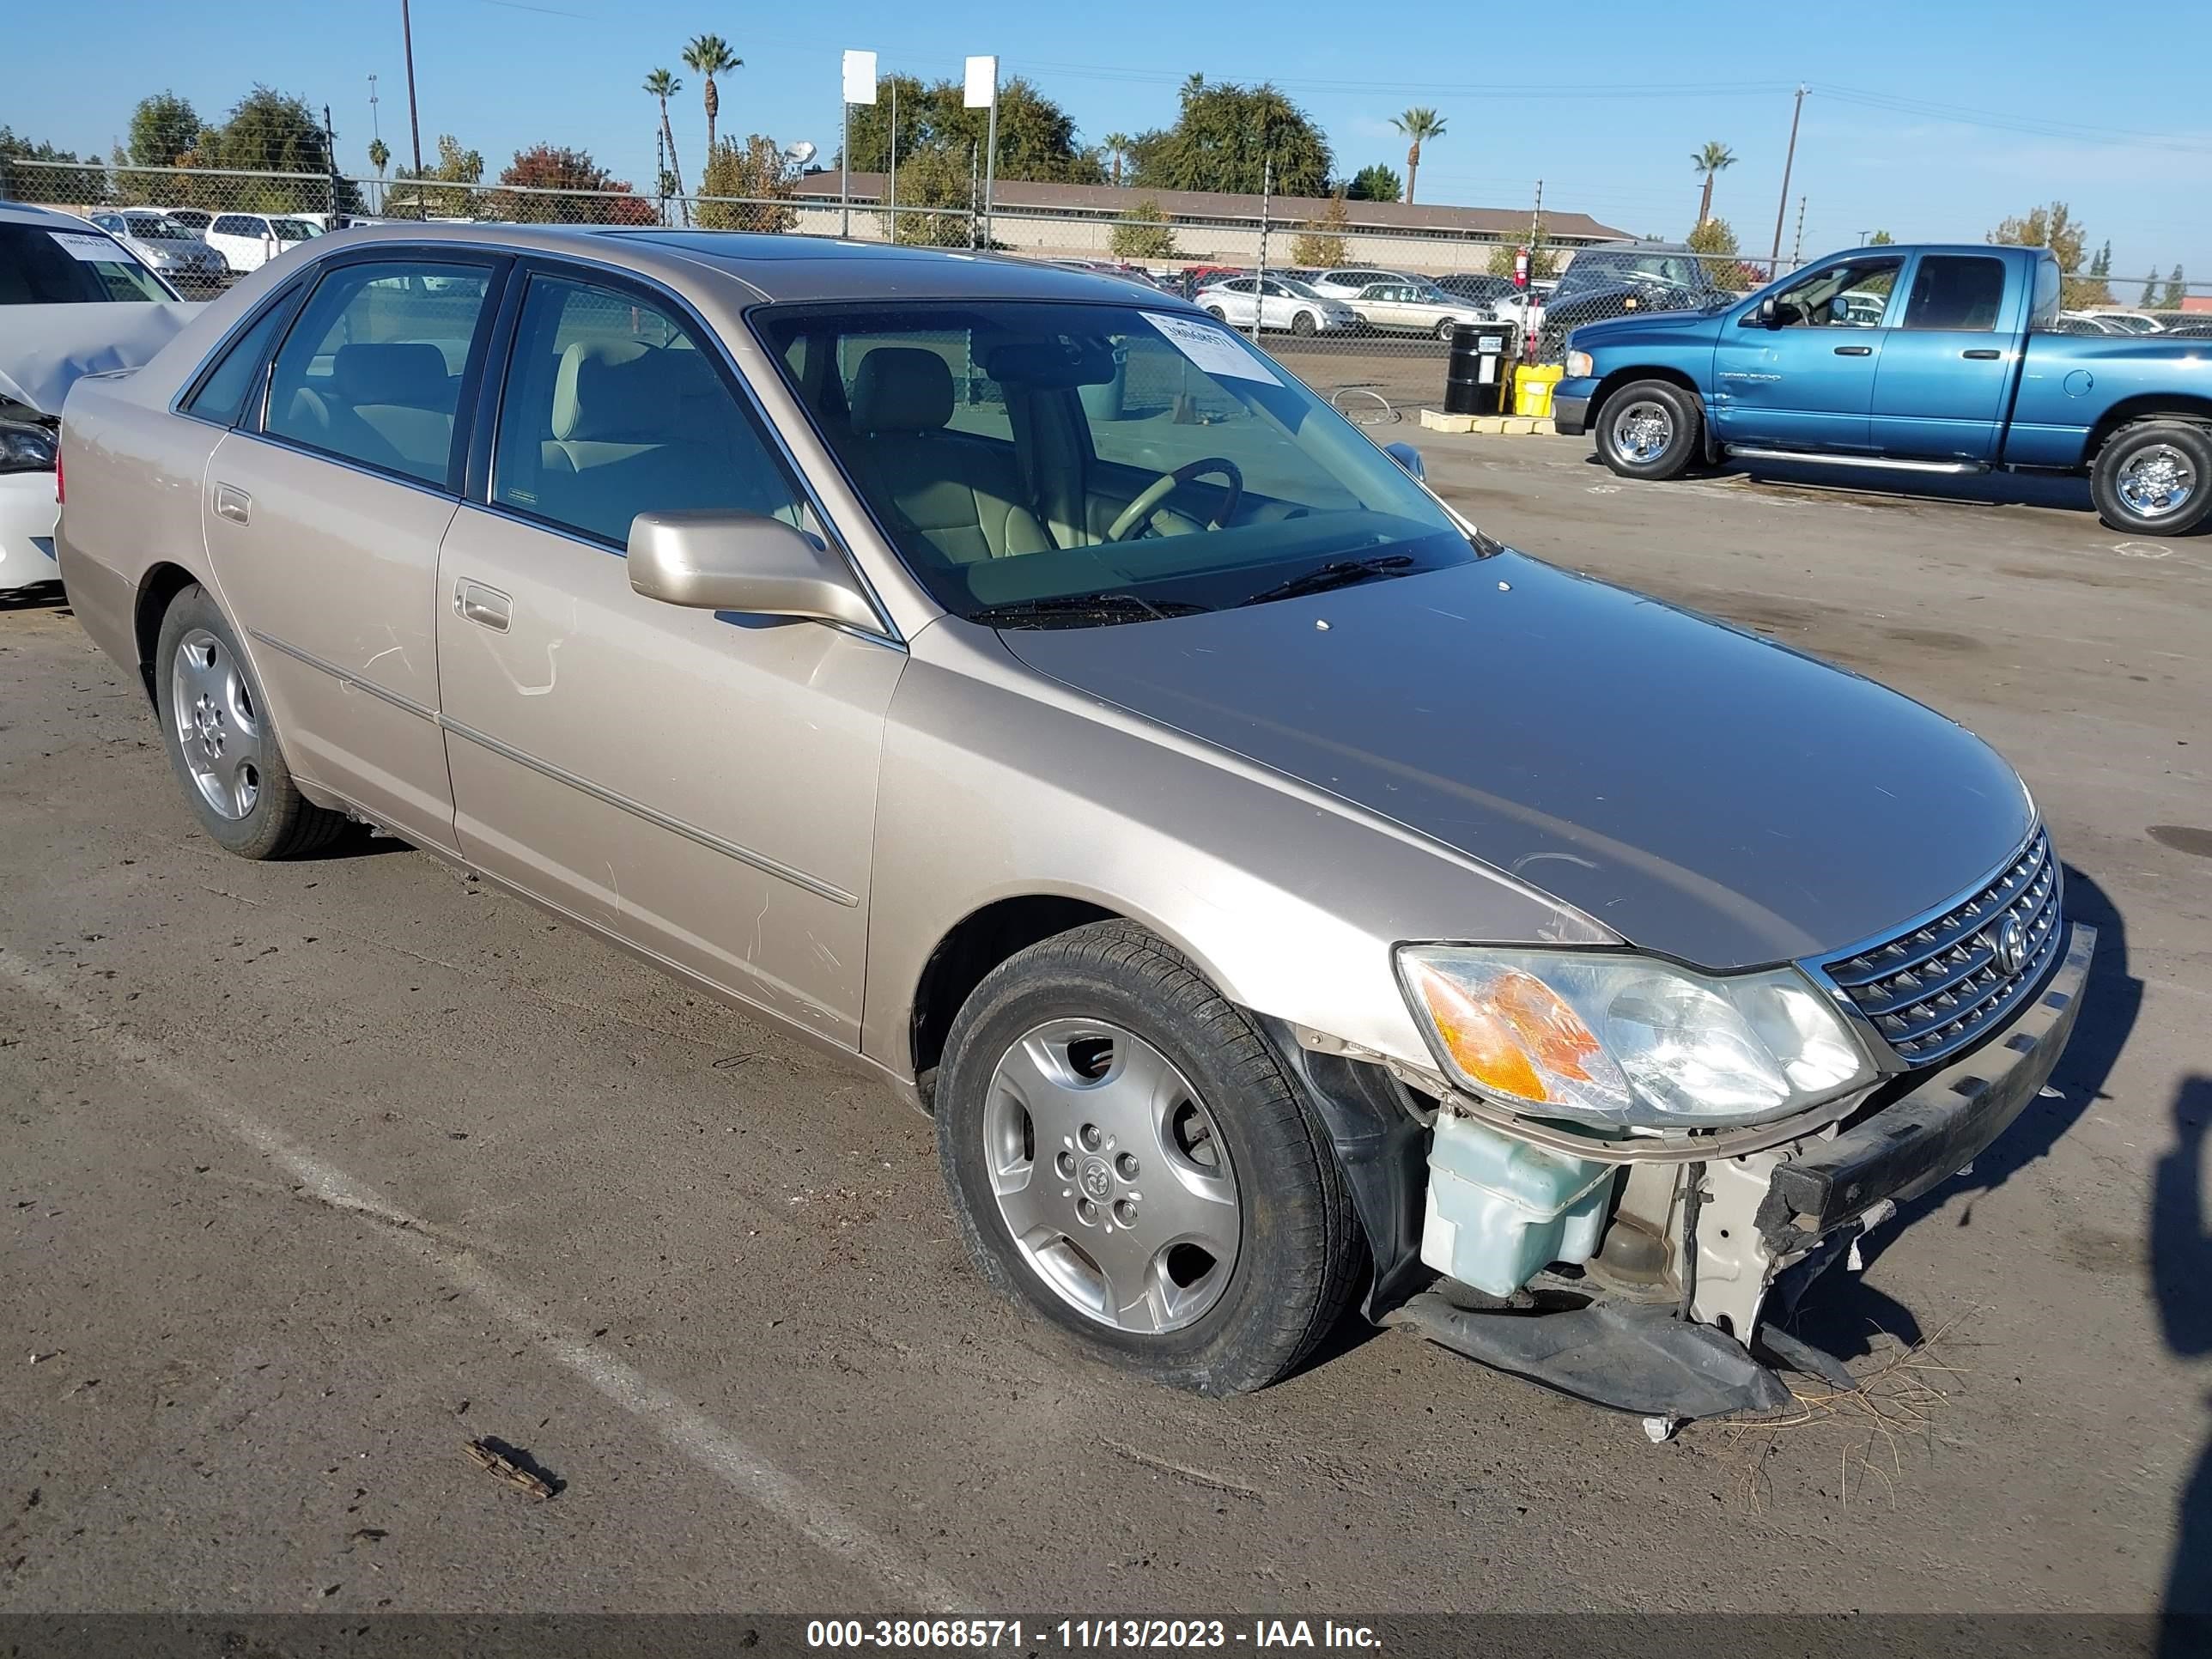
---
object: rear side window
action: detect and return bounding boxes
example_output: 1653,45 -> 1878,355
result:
210,216 -> 255,236
1903,256 -> 2008,331
2030,258 -> 2063,331
264,261 -> 493,486
183,295 -> 296,426
489,273 -> 802,547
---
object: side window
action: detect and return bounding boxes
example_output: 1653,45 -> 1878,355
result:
1765,257 -> 1902,328
2030,258 -> 2063,331
182,291 -> 296,426
264,260 -> 492,486
491,274 -> 804,548
1904,256 -> 2008,332
210,216 -> 251,236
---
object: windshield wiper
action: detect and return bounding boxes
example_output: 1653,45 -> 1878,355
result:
1237,554 -> 1417,608
966,592 -> 1209,629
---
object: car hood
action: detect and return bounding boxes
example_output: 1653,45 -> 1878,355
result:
1569,305 -> 1722,342
995,553 -> 2033,969
0,302 -> 200,416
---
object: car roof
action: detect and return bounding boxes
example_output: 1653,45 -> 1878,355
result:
283,221 -> 1212,310
0,199 -> 105,229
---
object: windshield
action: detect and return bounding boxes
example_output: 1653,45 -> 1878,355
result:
1272,276 -> 1323,299
0,223 -> 173,304
757,300 -> 1474,625
125,216 -> 194,241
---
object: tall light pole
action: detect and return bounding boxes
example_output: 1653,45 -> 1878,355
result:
400,0 -> 425,205
1767,84 -> 1807,278
965,56 -> 999,251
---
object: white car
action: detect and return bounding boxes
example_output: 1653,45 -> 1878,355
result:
203,212 -> 319,275
87,210 -> 230,291
1194,275 -> 1359,336
1305,265 -> 1416,301
1346,280 -> 1494,340
0,203 -> 197,592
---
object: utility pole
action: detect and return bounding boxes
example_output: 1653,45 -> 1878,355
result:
399,0 -> 425,216
1253,151 -> 1272,343
657,125 -> 667,226
1791,195 -> 1806,266
1523,179 -> 1543,356
1768,84 -> 1806,278
322,104 -> 341,219
887,78 -> 898,228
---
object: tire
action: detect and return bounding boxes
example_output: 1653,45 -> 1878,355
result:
1290,309 -> 1317,337
1204,305 -> 1227,322
1434,318 -> 1459,342
1595,378 -> 1702,482
934,920 -> 1364,1395
2090,420 -> 2212,536
154,584 -> 353,860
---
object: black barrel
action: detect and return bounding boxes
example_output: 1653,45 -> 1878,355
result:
1443,322 -> 1512,415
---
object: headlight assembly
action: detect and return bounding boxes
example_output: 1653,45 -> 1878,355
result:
0,422 -> 58,475
1395,945 -> 1877,1130
1564,349 -> 1595,378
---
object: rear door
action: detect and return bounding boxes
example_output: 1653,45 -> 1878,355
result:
1867,252 -> 2021,460
203,249 -> 504,849
1711,252 -> 1905,450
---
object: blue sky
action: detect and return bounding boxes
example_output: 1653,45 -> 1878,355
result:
10,0 -> 2209,293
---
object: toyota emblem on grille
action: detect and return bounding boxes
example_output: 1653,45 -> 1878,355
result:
1990,917 -> 2028,975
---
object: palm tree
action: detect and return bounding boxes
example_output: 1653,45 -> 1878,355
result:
683,33 -> 743,158
1389,107 -> 1447,206
643,67 -> 685,211
1691,140 -> 1736,227
367,137 -> 389,210
1103,132 -> 1132,188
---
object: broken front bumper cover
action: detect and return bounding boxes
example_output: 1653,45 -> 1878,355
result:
1391,921 -> 2094,1419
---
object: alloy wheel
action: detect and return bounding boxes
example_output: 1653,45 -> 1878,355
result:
170,628 -> 263,820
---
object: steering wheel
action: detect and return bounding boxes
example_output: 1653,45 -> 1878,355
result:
1103,457 -> 1243,544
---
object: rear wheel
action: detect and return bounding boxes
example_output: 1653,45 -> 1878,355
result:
2091,420 -> 2211,536
934,921 -> 1363,1395
1596,378 -> 1702,482
155,585 -> 352,860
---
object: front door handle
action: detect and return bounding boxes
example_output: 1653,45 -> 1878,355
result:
1832,344 -> 1874,356
1961,348 -> 2002,360
454,580 -> 512,633
212,483 -> 252,524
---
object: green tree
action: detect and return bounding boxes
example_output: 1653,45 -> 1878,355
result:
1486,227 -> 1559,280
1346,163 -> 1400,203
1685,216 -> 1762,290
390,132 -> 484,219
2139,266 -> 2162,306
2089,239 -> 2112,281
1109,195 -> 1180,260
643,68 -> 686,208
1867,229 -> 1894,245
1103,131 -> 1133,187
2160,264 -> 2187,307
1389,107 -> 1447,205
128,92 -> 203,167
0,127 -> 105,204
1989,201 -> 2106,308
885,144 -> 975,246
489,143 -> 657,223
189,87 -> 361,211
1690,139 -> 1735,227
1129,76 -> 1331,198
683,34 -> 743,158
367,137 -> 390,210
846,75 -> 1102,185
696,135 -> 798,232
1289,193 -> 1352,267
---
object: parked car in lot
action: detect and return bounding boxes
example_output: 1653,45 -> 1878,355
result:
1538,243 -> 1735,360
57,225 -> 2088,1413
1195,274 -> 1358,335
0,202 -> 197,591
87,210 -> 230,291
1433,272 -> 1521,316
1554,241 -> 2212,534
1346,279 -> 1494,339
204,212 -> 319,275
1304,266 -> 1415,301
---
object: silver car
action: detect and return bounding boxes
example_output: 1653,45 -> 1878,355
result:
1194,274 -> 1359,335
55,226 -> 2088,1412
87,210 -> 230,290
1346,279 -> 1494,339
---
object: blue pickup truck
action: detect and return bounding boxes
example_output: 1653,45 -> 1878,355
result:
1550,242 -> 2212,535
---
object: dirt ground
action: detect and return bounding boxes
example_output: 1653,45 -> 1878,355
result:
1,436 -> 2205,1620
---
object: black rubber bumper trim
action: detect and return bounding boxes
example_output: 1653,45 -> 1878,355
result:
1551,393 -> 1590,436
1756,921 -> 2094,1255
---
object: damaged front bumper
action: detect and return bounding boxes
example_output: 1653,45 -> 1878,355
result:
1322,922 -> 2094,1419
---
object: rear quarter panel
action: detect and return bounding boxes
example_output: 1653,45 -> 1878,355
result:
2004,334 -> 2212,468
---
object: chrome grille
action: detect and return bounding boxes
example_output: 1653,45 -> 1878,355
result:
1820,830 -> 2063,1067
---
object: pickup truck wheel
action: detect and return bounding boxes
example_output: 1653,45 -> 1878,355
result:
2092,421 -> 2211,536
1597,379 -> 1701,482
155,584 -> 352,860
934,920 -> 1363,1395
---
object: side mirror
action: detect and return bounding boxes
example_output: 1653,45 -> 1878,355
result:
1382,441 -> 1426,481
1759,296 -> 1780,328
628,511 -> 881,631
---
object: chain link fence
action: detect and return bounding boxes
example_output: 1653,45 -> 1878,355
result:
9,157 -> 2208,422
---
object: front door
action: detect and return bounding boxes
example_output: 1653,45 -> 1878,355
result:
1711,252 -> 1905,451
433,265 -> 903,1042
1868,252 -> 2021,460
203,251 -> 502,850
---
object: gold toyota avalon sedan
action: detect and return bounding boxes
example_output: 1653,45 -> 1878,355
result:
54,225 -> 2087,1413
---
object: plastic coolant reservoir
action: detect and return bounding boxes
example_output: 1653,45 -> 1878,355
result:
1419,1109 -> 1619,1297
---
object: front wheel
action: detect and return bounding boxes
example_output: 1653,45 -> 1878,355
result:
1204,305 -> 1228,322
1290,309 -> 1317,337
934,921 -> 1363,1395
2091,420 -> 2211,536
1434,318 -> 1460,342
1596,378 -> 1702,481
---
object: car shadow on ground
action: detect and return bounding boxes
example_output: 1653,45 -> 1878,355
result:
0,579 -> 69,612
1792,867 -> 2140,1361
2154,1074 -> 2210,1652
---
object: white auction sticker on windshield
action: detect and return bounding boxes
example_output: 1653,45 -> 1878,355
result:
1143,312 -> 1283,386
48,232 -> 120,263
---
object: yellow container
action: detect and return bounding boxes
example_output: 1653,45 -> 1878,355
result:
1513,362 -> 1563,419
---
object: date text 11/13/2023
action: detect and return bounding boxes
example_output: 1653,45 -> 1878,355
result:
805,1620 -> 1383,1650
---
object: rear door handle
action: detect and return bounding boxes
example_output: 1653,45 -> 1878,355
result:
1961,348 -> 2002,360
1832,345 -> 1873,356
212,483 -> 252,524
454,580 -> 511,633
